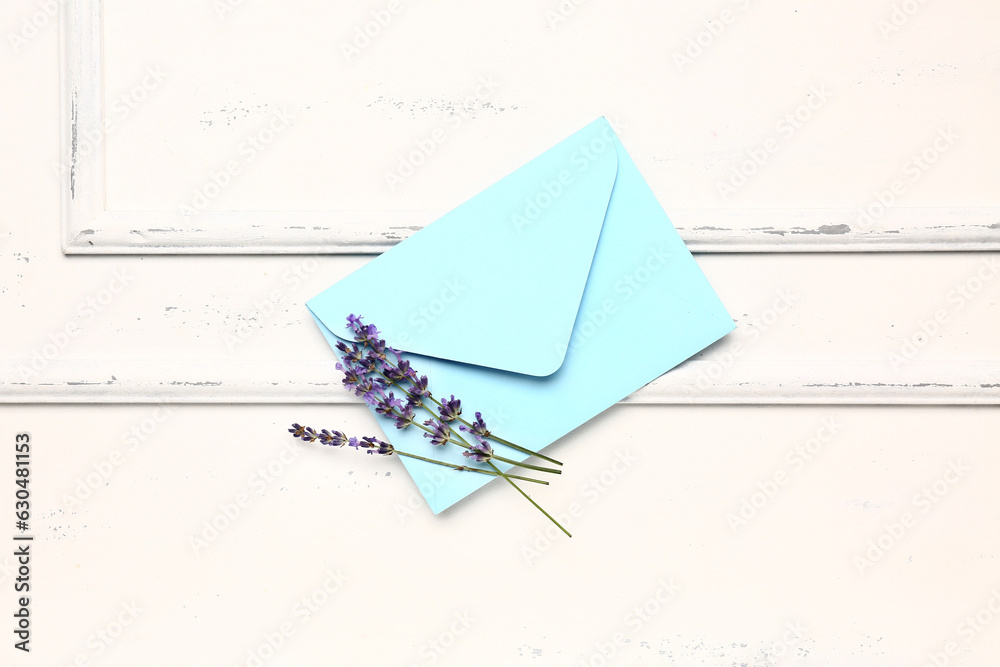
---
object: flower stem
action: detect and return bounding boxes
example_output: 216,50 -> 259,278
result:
434,421 -> 559,475
488,454 -> 561,475
349,345 -> 567,533
486,460 -> 572,538
404,416 -> 556,480
488,434 -> 563,467
393,402 -> 560,475
394,450 -> 548,485
386,371 -> 563,466
410,400 -> 568,534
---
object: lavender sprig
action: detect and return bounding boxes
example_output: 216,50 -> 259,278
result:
343,317 -> 556,463
338,315 -> 571,537
357,381 -> 561,475
287,424 -> 547,485
339,321 -> 560,474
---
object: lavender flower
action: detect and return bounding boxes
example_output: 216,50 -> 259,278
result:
438,395 -> 462,422
359,436 -> 394,456
370,337 -> 388,361
406,393 -> 425,411
394,405 -> 416,429
361,389 -> 381,408
318,314 -> 570,537
287,424 -> 550,495
382,362 -> 407,383
336,361 -> 367,395
462,439 -> 493,463
356,353 -> 378,374
355,323 -> 381,346
318,429 -> 350,447
423,419 -> 451,446
396,359 -> 417,380
293,424 -> 356,448
354,377 -> 375,397
373,392 -> 403,416
409,375 -> 431,398
335,340 -> 366,365
459,411 -> 491,439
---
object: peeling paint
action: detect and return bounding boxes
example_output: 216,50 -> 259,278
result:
803,382 -> 955,388
70,90 -> 78,199
817,224 -> 850,235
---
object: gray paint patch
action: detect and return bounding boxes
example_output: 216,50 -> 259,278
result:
818,224 -> 850,234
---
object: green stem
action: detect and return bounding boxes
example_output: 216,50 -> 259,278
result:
384,371 -> 563,466
409,397 -> 568,535
394,405 -> 559,475
489,434 -> 562,467
354,349 -> 567,533
394,450 -> 547,485
404,414 -> 555,482
436,416 -> 559,475
489,454 -> 561,475
487,460 -> 571,538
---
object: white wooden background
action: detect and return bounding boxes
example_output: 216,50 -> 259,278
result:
3,1 -> 999,665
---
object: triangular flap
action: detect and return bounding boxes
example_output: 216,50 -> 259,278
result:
308,117 -> 620,377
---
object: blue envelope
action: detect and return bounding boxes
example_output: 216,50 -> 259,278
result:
307,117 -> 734,513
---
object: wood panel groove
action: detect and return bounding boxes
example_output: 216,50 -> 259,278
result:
4,361 -> 997,404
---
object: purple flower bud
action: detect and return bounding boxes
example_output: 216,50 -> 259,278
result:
382,362 -> 406,383
397,359 -> 417,380
362,389 -> 382,408
336,343 -> 365,364
409,375 -> 431,398
360,436 -> 394,456
459,411 -> 491,439
438,395 -> 462,422
289,424 -> 384,454
394,405 -> 416,429
370,338 -> 388,360
357,354 -> 378,374
346,314 -> 364,333
373,391 -> 403,416
336,361 -> 368,395
423,419 -> 451,447
355,323 -> 381,346
462,439 -> 493,463
318,429 -> 350,447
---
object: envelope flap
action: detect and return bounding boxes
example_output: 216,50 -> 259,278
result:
307,117 -> 620,377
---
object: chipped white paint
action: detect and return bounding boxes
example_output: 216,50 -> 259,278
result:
3,360 -> 997,404
61,207 -> 1000,254
60,0 -> 103,252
